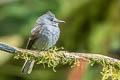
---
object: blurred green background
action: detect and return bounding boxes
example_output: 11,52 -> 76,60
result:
0,0 -> 120,80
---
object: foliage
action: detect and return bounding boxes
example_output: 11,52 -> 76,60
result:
0,0 -> 120,80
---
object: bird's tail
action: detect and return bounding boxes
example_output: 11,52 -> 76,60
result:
21,58 -> 35,74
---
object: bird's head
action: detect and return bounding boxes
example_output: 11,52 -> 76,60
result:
36,11 -> 65,26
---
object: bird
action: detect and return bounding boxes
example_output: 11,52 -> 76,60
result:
21,11 -> 65,74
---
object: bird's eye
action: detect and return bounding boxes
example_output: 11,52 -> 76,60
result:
49,18 -> 53,21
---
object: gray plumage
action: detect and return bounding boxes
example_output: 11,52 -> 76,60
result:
21,11 -> 65,74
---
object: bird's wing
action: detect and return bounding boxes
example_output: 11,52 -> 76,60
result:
26,26 -> 40,49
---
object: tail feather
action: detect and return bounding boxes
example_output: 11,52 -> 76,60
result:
21,58 -> 35,74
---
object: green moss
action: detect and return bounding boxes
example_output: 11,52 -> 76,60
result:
101,65 -> 120,80
14,47 -> 77,72
89,58 -> 120,80
14,47 -> 120,80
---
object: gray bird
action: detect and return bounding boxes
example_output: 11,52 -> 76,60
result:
21,11 -> 65,74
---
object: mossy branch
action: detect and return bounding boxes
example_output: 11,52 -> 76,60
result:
0,42 -> 120,67
0,42 -> 120,79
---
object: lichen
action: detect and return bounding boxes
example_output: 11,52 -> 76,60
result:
14,47 -> 77,72
89,58 -> 120,80
101,64 -> 120,80
14,47 -> 120,80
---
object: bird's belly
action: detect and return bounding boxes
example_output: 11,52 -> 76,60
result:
32,30 -> 59,50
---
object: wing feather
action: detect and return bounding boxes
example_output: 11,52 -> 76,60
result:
26,26 -> 40,49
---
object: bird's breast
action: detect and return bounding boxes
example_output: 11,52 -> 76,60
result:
32,25 -> 60,50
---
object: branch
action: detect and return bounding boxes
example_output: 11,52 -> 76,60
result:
1,42 -> 120,79
0,42 -> 120,68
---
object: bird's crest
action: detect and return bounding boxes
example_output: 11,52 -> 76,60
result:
46,11 -> 55,17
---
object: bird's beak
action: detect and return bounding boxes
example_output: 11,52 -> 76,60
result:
54,19 -> 65,23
